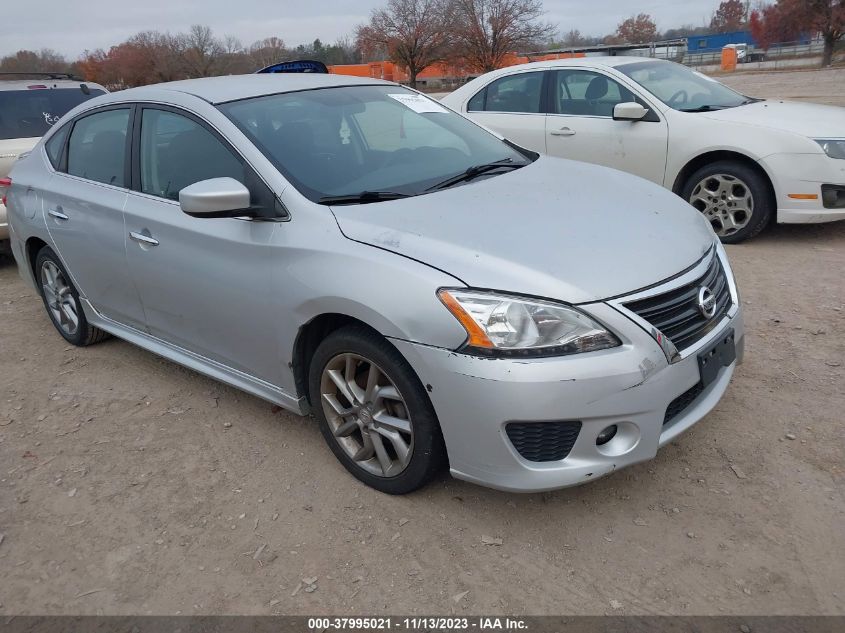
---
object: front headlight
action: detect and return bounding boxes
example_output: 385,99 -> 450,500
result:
438,289 -> 621,357
815,139 -> 845,160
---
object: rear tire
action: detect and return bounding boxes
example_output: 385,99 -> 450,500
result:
682,160 -> 773,243
308,325 -> 446,494
35,246 -> 109,346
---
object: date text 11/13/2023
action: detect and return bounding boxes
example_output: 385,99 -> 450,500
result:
307,617 -> 528,630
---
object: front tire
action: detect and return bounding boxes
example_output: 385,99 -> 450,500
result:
308,325 -> 446,494
35,246 -> 108,346
682,160 -> 773,243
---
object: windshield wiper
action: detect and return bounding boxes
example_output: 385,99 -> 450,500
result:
317,191 -> 413,205
426,158 -> 524,191
679,104 -> 728,112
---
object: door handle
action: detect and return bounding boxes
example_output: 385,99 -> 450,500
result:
550,127 -> 576,137
48,208 -> 69,220
129,231 -> 159,246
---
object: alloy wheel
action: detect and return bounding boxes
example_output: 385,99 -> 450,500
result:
319,353 -> 414,478
688,173 -> 754,237
41,260 -> 79,337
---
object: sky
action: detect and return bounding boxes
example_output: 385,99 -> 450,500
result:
0,0 -> 727,59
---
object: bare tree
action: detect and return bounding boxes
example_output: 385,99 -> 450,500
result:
248,37 -> 288,69
355,0 -> 450,88
560,29 -> 587,47
183,24 -> 225,77
0,49 -> 71,73
448,0 -> 556,72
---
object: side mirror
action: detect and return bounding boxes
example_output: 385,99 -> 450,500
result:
613,102 -> 648,121
179,177 -> 252,218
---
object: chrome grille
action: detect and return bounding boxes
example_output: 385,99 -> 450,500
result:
624,253 -> 732,352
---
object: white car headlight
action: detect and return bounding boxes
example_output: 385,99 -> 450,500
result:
815,139 -> 845,160
438,289 -> 620,357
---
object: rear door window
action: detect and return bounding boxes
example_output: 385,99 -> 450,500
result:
468,72 -> 545,114
66,108 -> 130,187
0,87 -> 105,140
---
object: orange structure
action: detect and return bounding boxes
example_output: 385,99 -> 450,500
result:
328,52 -> 585,84
720,46 -> 737,72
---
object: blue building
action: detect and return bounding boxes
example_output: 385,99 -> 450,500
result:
687,30 -> 758,54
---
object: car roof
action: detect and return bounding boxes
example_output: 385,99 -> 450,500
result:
485,55 -> 667,73
113,73 -> 394,105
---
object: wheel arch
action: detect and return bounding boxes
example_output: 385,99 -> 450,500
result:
671,150 -> 776,207
291,313 -> 385,406
25,236 -> 50,281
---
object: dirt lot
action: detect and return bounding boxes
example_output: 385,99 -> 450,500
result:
1,69 -> 844,616
717,67 -> 845,107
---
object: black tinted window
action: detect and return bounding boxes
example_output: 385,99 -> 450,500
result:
473,72 -> 544,114
67,108 -> 130,186
0,88 -> 105,140
140,109 -> 244,200
45,123 -> 70,169
554,70 -> 636,117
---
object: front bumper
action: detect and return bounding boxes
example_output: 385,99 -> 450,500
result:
392,286 -> 744,493
761,153 -> 845,223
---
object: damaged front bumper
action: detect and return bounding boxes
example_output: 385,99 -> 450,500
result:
391,298 -> 744,493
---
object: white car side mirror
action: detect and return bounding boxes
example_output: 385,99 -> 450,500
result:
613,102 -> 649,122
179,177 -> 252,218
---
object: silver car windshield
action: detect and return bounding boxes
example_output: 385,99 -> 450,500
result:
218,85 -> 532,203
618,61 -> 751,112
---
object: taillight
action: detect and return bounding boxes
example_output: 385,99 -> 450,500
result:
0,177 -> 11,206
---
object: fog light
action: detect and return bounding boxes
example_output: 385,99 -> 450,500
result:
821,185 -> 845,209
596,424 -> 618,446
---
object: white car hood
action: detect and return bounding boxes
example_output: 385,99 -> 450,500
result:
699,100 -> 845,138
331,157 -> 715,304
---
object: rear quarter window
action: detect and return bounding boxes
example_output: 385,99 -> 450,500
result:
45,123 -> 70,169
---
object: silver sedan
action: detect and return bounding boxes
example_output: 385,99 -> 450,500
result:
5,74 -> 744,493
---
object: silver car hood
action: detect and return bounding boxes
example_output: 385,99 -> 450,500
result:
699,100 -> 845,137
331,157 -> 715,303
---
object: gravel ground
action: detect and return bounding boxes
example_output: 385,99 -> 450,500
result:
717,67 -> 845,107
0,69 -> 844,616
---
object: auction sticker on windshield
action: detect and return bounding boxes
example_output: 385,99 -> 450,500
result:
388,93 -> 448,113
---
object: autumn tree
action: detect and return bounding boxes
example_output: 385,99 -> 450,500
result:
356,0 -> 450,88
78,31 -> 189,89
751,1 -> 844,66
784,0 -> 845,66
710,0 -> 748,32
614,14 -> 658,44
448,0 -> 556,72
748,4 -> 799,51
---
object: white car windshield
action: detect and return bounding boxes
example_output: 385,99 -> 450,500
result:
219,85 -> 532,203
619,61 -> 753,112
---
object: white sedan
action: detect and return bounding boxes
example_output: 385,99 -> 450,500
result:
442,57 -> 845,242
